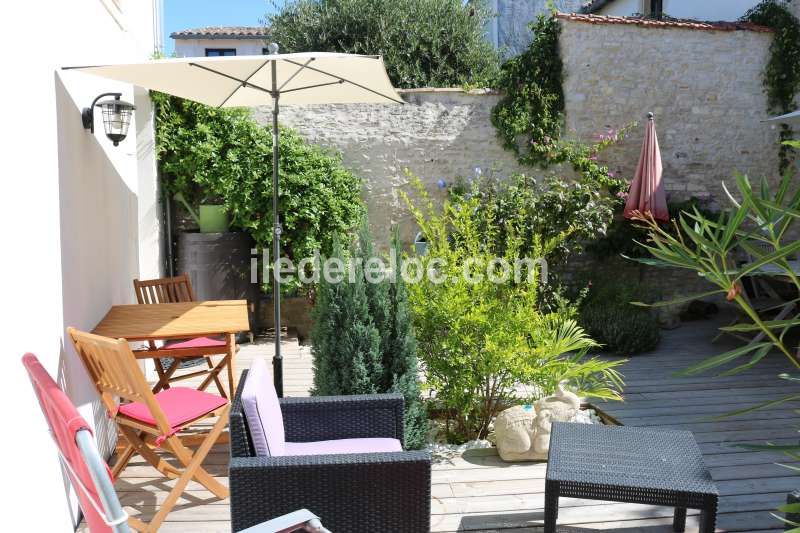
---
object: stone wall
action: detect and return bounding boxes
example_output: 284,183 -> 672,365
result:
250,19 -> 779,247
252,89 -> 527,246
559,17 -> 780,203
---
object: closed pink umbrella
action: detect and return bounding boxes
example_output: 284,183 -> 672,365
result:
624,112 -> 669,222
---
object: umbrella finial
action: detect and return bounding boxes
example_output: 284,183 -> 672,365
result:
647,112 -> 654,120
267,42 -> 280,55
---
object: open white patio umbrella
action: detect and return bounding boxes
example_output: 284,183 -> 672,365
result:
64,48 -> 403,397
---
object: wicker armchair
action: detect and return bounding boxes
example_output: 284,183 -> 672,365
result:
230,369 -> 431,532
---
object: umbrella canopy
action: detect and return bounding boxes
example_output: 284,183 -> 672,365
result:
64,51 -> 402,397
64,52 -> 403,106
763,109 -> 800,123
624,112 -> 669,222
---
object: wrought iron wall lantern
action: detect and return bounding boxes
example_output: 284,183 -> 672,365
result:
81,92 -> 135,146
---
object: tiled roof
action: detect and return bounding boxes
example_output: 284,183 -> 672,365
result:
170,26 -> 269,40
557,12 -> 773,33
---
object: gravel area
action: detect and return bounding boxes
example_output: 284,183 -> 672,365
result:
424,407 -> 603,463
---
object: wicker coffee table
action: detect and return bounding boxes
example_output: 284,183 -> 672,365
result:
545,422 -> 718,533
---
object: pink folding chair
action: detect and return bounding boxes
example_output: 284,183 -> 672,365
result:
22,353 -> 131,532
23,353 -> 329,533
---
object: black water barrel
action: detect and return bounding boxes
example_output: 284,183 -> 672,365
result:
177,232 -> 255,303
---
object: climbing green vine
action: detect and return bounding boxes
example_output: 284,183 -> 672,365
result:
491,10 -> 627,193
743,0 -> 800,170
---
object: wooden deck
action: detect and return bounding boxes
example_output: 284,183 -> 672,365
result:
86,316 -> 798,532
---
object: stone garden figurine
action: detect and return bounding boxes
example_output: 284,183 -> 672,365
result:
495,382 -> 581,462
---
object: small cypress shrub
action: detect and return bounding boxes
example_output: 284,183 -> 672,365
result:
310,237 -> 382,395
381,228 -> 427,450
311,224 -> 428,448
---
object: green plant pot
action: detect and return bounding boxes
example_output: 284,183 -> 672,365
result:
199,205 -> 229,233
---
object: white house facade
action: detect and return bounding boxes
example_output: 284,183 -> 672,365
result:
583,0 -> 766,20
2,0 -> 163,530
171,26 -> 270,57
486,0 -> 585,56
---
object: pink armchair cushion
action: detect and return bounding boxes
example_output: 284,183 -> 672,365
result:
241,358 -> 285,456
163,336 -> 226,350
118,387 -> 227,429
284,438 -> 402,456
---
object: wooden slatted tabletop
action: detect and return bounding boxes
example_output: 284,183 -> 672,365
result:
93,300 -> 249,341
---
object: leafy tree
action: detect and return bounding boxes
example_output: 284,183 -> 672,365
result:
310,236 -> 382,395
267,0 -> 500,88
152,92 -> 365,276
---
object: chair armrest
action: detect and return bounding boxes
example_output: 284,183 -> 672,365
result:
229,451 -> 430,532
279,393 -> 404,443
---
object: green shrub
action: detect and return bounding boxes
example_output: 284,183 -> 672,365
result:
403,176 -> 625,442
358,223 -> 427,449
310,223 -> 427,449
152,92 -> 365,280
450,172 -> 616,265
587,197 -> 719,260
579,280 -> 660,356
310,236 -> 382,395
580,303 -> 660,356
267,0 -> 500,88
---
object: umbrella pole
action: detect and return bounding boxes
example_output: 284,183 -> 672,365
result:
271,60 -> 283,398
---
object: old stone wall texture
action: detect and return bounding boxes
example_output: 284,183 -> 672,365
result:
251,89 -> 527,246
560,19 -> 781,203
252,20 -> 779,248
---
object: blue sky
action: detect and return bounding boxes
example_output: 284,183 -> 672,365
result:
164,0 -> 283,56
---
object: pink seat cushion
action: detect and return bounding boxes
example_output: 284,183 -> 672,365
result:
118,387 -> 227,429
163,336 -> 226,350
285,438 -> 402,456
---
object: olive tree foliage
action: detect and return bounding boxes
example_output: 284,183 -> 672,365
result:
267,0 -> 500,88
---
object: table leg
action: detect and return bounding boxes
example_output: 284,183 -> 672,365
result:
227,333 -> 237,399
673,507 -> 686,532
700,498 -> 718,533
544,480 -> 558,533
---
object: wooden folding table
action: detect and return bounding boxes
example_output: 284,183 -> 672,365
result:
93,300 -> 249,399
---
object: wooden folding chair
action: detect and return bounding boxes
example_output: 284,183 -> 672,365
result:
133,273 -> 229,397
68,327 -> 230,532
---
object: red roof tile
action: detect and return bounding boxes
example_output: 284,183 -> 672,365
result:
556,12 -> 773,33
170,26 -> 269,40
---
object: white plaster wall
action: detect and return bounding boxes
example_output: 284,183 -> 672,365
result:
597,0 -> 762,20
492,0 -> 584,56
173,38 -> 267,57
0,0 -> 161,530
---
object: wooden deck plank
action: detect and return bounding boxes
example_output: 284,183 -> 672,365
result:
87,315 -> 799,532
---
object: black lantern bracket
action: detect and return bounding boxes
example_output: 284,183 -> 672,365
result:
81,92 -> 136,146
